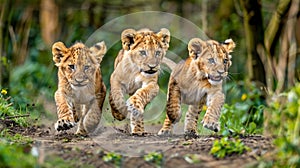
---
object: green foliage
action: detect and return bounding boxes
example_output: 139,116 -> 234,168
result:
0,89 -> 29,127
9,62 -> 56,108
259,83 -> 300,167
102,152 -> 122,167
210,137 -> 250,158
144,152 -> 163,167
220,81 -> 265,135
0,140 -> 37,168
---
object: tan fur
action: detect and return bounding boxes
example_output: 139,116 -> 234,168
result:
158,38 -> 235,136
109,28 -> 170,135
52,41 -> 107,135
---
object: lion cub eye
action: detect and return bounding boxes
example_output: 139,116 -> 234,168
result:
208,58 -> 215,64
69,65 -> 75,70
84,65 -> 90,71
155,51 -> 161,57
223,59 -> 228,64
139,50 -> 147,56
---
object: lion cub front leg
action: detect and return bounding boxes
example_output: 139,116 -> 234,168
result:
127,83 -> 159,135
54,90 -> 76,131
201,91 -> 225,132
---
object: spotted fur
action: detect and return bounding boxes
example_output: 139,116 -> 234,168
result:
109,28 -> 170,135
158,38 -> 235,137
52,41 -> 107,135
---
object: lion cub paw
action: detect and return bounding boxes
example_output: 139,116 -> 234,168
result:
201,116 -> 220,132
131,131 -> 148,136
158,128 -> 172,135
126,101 -> 142,118
55,117 -> 76,131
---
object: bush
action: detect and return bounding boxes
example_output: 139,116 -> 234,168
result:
0,140 -> 37,168
260,83 -> 300,167
220,81 -> 265,136
210,137 -> 250,158
0,89 -> 29,127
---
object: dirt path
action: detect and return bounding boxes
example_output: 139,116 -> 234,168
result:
14,123 -> 274,168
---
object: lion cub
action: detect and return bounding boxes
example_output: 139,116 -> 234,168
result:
52,41 -> 107,135
109,28 -> 170,135
158,38 -> 235,137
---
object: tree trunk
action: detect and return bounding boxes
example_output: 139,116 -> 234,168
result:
40,0 -> 59,47
0,0 -> 10,88
240,0 -> 266,85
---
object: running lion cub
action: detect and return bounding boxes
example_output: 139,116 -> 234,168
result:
52,41 -> 107,135
109,28 -> 170,135
158,38 -> 235,137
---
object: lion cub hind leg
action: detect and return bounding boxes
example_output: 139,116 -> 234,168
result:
158,79 -> 181,135
109,91 -> 127,121
76,93 -> 105,135
201,92 -> 224,132
157,115 -> 173,135
184,104 -> 204,138
75,103 -> 101,135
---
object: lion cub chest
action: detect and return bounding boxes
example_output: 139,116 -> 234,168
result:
180,86 -> 207,105
69,85 -> 95,104
126,74 -> 150,95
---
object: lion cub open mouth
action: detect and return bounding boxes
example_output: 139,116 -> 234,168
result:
208,75 -> 222,82
143,69 -> 157,74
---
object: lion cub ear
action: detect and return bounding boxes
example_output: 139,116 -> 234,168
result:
121,29 -> 136,50
222,39 -> 236,53
188,38 -> 207,59
52,41 -> 69,66
90,41 -> 107,64
156,28 -> 171,50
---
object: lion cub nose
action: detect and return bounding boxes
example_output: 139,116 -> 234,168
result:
148,64 -> 156,69
217,70 -> 225,75
75,77 -> 85,83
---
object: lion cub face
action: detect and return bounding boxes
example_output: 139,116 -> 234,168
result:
188,38 -> 235,85
52,42 -> 106,88
121,28 -> 170,75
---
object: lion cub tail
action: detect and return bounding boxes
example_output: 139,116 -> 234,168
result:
162,57 -> 177,71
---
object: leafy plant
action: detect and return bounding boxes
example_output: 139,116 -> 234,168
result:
259,83 -> 300,167
0,140 -> 37,168
210,137 -> 250,158
144,152 -> 163,167
102,152 -> 122,168
220,81 -> 265,136
0,88 -> 29,127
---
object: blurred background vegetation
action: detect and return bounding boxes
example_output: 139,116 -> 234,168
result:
0,0 -> 299,166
